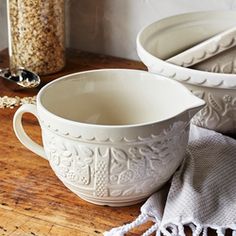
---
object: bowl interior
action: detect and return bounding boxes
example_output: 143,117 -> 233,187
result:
40,70 -> 200,126
140,11 -> 236,60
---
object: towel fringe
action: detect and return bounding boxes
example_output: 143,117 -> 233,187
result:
156,229 -> 161,236
104,213 -> 150,236
189,223 -> 196,234
142,222 -> 159,236
160,224 -> 178,236
161,227 -> 172,236
104,218 -> 236,236
233,230 -> 236,236
216,228 -> 225,236
192,225 -> 202,236
178,223 -> 185,236
202,227 -> 208,236
169,224 -> 178,235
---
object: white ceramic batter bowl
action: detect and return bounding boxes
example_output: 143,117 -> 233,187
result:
13,69 -> 205,206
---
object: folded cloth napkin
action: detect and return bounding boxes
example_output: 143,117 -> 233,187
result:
104,125 -> 236,236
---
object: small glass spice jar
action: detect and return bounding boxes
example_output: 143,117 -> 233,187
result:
7,0 -> 65,75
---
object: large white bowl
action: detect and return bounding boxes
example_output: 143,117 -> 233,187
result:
13,69 -> 204,206
137,11 -> 236,135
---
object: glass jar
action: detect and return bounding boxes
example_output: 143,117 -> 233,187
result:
7,0 -> 65,75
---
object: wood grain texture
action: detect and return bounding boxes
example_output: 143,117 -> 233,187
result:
0,49 -> 154,236
0,49 -> 227,236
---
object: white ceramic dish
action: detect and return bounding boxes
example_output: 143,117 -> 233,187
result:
137,11 -> 236,135
192,46 -> 236,74
167,26 -> 236,67
13,69 -> 204,206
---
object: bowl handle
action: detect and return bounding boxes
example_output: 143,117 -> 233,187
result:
13,104 -> 47,160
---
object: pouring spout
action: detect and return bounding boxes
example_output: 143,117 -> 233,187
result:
187,99 -> 206,120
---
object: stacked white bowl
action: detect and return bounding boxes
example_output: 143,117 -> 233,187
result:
137,11 -> 236,135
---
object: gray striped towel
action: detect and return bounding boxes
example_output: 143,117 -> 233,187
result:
105,125 -> 236,236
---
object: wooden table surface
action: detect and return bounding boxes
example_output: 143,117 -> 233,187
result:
0,49 -> 156,236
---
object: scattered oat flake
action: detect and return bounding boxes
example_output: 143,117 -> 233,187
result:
0,96 -> 36,109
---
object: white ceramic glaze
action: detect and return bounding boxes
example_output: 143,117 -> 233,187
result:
137,11 -> 236,135
192,46 -> 236,74
167,26 -> 236,67
13,69 -> 204,206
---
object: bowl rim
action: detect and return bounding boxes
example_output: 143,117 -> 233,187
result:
136,10 -> 236,89
36,68 -> 204,130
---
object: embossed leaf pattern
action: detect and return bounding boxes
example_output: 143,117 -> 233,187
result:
75,146 -> 94,168
129,147 -> 142,160
109,123 -> 187,192
139,145 -> 158,159
48,145 -> 57,154
201,106 -> 210,117
110,161 -> 126,175
119,169 -> 134,184
123,187 -> 136,196
61,159 -> 72,167
45,134 -> 94,186
154,146 -> 169,159
67,171 -> 78,182
110,148 -> 128,175
192,91 -> 236,132
57,166 -> 69,177
199,94 -> 222,129
80,146 -> 94,157
150,141 -> 171,163
110,189 -> 122,197
208,94 -> 223,113
192,104 -> 209,127
149,159 -> 162,170
58,142 -> 67,151
222,61 -> 234,74
139,146 -> 153,155
211,63 -> 220,73
128,158 -> 145,177
76,165 -> 90,185
111,148 -> 127,162
44,121 -> 189,198
62,150 -> 72,157
110,149 -> 145,185
84,158 -> 93,165
150,141 -> 162,150
76,158 -> 86,168
51,154 -> 60,166
208,59 -> 236,74
110,175 -> 118,183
